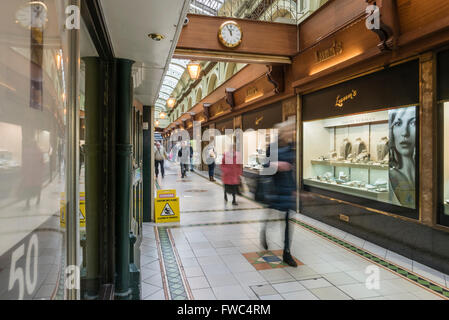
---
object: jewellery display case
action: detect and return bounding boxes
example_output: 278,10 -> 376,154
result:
443,102 -> 449,216
242,129 -> 275,173
303,108 -> 417,208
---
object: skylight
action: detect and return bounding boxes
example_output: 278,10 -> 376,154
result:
155,59 -> 190,112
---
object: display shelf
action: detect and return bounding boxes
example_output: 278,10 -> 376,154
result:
304,178 -> 389,202
244,166 -> 261,173
311,159 -> 389,170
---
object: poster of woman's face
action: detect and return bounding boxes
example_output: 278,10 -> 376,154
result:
388,106 -> 417,209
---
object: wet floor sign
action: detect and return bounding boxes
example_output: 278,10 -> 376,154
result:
60,192 -> 86,228
155,189 -> 180,223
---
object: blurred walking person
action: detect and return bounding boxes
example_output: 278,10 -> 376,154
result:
178,141 -> 190,178
22,140 -> 44,209
154,141 -> 166,178
189,142 -> 194,171
221,145 -> 242,205
259,120 -> 297,267
206,145 -> 216,181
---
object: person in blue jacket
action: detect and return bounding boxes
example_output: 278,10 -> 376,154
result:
259,120 -> 297,267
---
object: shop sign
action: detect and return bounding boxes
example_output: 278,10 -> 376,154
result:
323,110 -> 387,128
155,189 -> 180,223
245,86 -> 263,103
302,60 -> 419,121
316,41 -> 343,63
335,89 -> 358,108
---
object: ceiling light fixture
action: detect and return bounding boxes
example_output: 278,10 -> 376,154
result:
187,61 -> 201,80
160,112 -> 166,119
166,97 -> 176,108
155,120 -> 160,127
148,33 -> 165,41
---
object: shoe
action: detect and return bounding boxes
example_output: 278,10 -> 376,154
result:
232,201 -> 238,206
260,231 -> 268,250
282,251 -> 298,267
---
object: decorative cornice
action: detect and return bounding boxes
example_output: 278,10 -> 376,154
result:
225,88 -> 236,111
203,103 -> 212,122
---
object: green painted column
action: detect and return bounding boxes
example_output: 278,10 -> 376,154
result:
82,57 -> 103,299
143,106 -> 152,222
114,58 -> 134,299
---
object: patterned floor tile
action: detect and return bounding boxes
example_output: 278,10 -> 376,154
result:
243,250 -> 303,270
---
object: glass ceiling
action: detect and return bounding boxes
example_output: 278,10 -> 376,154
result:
155,1 -> 225,120
155,58 -> 189,112
190,0 -> 225,16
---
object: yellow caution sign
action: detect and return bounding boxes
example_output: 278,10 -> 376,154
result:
155,189 -> 180,223
60,192 -> 86,228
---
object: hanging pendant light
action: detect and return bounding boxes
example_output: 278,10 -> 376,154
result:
166,97 -> 176,108
160,112 -> 166,119
187,61 -> 201,80
155,120 -> 159,127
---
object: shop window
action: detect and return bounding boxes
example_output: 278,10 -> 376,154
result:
438,49 -> 449,226
243,129 -> 276,171
303,106 -> 417,210
441,102 -> 449,225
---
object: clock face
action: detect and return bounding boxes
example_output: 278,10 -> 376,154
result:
15,1 -> 48,29
218,21 -> 242,48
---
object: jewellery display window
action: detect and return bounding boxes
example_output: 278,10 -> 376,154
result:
242,129 -> 276,172
303,106 -> 418,210
438,49 -> 449,226
442,102 -> 449,222
214,134 -> 231,164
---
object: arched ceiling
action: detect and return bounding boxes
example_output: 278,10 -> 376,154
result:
155,0 -> 225,127
155,58 -> 189,112
190,0 -> 225,16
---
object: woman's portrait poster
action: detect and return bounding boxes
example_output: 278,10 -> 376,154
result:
388,106 -> 417,209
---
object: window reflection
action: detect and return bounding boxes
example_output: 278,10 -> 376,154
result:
0,0 -> 70,300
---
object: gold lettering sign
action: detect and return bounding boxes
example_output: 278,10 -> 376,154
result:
335,90 -> 357,108
316,41 -> 343,63
246,86 -> 259,98
255,116 -> 264,126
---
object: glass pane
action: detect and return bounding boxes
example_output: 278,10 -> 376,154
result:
0,0 -> 72,299
443,102 -> 449,216
303,106 -> 417,209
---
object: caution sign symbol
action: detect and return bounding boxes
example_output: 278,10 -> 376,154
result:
155,189 -> 180,223
161,203 -> 175,216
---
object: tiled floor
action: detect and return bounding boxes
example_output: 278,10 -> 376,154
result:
140,161 -> 449,300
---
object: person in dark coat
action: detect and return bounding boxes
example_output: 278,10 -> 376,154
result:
189,143 -> 194,171
259,120 -> 297,267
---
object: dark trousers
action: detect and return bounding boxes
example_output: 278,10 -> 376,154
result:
283,210 -> 291,252
155,160 -> 164,177
180,163 -> 188,177
208,162 -> 215,178
261,209 -> 292,253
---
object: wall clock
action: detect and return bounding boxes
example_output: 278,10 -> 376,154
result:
218,21 -> 242,48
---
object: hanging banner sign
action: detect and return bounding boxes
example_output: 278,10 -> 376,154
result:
155,190 -> 180,223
